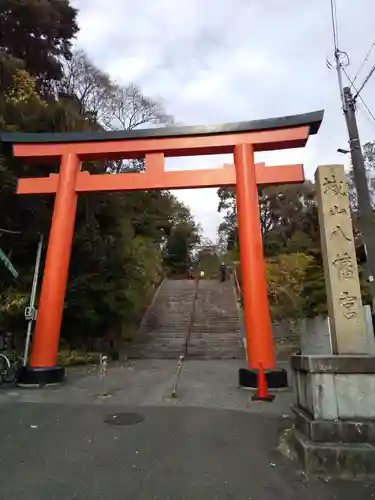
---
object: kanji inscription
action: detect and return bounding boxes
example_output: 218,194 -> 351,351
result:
315,165 -> 367,354
330,226 -> 352,243
322,173 -> 347,196
329,205 -> 347,217
332,252 -> 355,279
339,291 -> 358,320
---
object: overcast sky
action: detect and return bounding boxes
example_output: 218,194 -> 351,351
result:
72,0 -> 375,241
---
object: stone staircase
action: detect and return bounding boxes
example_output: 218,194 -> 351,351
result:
186,280 -> 244,359
127,279 -> 196,359
128,278 -> 244,360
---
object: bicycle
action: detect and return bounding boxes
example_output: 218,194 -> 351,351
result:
0,351 -> 22,386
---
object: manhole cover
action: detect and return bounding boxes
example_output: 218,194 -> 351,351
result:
103,413 -> 145,426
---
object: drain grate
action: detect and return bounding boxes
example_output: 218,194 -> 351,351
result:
103,413 -> 145,426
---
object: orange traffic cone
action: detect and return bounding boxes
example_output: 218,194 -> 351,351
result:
251,362 -> 275,402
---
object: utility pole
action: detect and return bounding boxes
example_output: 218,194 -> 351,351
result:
343,86 -> 375,309
329,1 -> 375,308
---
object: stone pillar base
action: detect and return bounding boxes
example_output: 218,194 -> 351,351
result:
292,406 -> 375,478
239,367 -> 288,389
291,354 -> 375,478
17,366 -> 65,387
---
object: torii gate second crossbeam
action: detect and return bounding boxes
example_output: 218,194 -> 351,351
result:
0,109 -> 323,387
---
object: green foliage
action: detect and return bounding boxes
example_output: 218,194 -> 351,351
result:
218,176 -> 372,319
58,349 -> 101,367
164,201 -> 201,275
0,1 -> 200,351
299,250 -> 327,318
267,253 -> 313,321
348,140 -> 375,213
197,247 -> 220,279
217,187 -> 237,251
218,182 -> 319,257
1,0 -> 78,85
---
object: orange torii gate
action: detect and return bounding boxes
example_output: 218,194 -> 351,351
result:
0,110 -> 323,386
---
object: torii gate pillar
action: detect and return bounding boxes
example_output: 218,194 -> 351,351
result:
29,153 -> 80,377
235,144 -> 276,379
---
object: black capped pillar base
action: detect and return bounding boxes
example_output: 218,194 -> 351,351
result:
17,366 -> 65,387
239,367 -> 288,389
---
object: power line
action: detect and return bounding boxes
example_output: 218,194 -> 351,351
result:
342,67 -> 375,124
330,0 -> 347,110
354,61 -> 375,100
351,39 -> 375,87
357,93 -> 375,124
357,98 -> 375,130
328,0 -> 375,121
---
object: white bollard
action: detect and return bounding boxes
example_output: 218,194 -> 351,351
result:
99,354 -> 108,397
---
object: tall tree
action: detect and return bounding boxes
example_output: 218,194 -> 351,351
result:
267,253 -> 313,321
217,182 -> 319,257
0,3 -> 201,352
164,200 -> 201,275
110,83 -> 174,131
57,49 -> 115,126
217,186 -> 237,252
0,0 -> 78,88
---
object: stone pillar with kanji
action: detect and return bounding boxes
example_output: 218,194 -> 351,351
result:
291,165 -> 375,479
316,164 -> 368,354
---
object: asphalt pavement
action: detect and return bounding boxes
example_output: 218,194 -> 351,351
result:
0,360 -> 373,499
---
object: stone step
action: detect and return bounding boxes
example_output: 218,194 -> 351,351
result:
132,336 -> 187,342
192,319 -> 239,323
188,334 -> 242,339
188,345 -> 243,350
130,278 -> 244,360
128,353 -> 183,359
191,326 -> 241,331
136,332 -> 188,337
139,328 -> 189,334
185,279 -> 243,359
186,354 -> 244,360
130,346 -> 185,352
141,322 -> 191,328
192,315 -> 240,320
187,347 -> 244,352
188,339 -> 243,344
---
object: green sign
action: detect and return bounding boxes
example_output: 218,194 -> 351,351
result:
0,247 -> 19,279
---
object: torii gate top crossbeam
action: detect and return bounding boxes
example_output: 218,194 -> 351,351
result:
0,110 -> 323,161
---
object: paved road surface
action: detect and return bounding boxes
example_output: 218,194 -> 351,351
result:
0,360 -> 373,499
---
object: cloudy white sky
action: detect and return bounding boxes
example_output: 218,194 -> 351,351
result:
72,0 -> 375,240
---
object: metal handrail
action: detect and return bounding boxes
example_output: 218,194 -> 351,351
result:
172,274 -> 199,398
184,273 -> 199,354
229,265 -> 247,361
232,266 -> 242,302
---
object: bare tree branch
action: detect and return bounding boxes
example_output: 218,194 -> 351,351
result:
57,49 -> 116,126
108,83 -> 174,131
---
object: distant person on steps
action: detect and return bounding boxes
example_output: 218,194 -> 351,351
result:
219,262 -> 227,282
